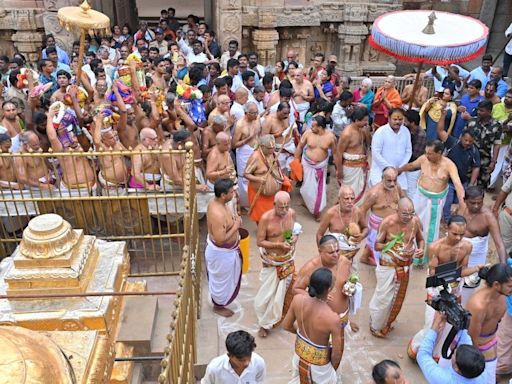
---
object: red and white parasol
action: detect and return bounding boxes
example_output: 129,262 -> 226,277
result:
369,10 -> 489,106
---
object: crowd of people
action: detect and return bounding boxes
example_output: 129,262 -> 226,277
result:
0,8 -> 511,384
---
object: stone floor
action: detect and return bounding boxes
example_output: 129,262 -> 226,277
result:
197,175 -> 507,383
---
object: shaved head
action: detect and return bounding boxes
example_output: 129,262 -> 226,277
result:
275,191 -> 290,204
338,185 -> 354,197
235,87 -> 248,97
216,131 -> 230,143
398,197 -> 413,210
218,95 -> 230,104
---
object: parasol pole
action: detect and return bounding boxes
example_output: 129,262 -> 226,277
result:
76,29 -> 85,88
408,62 -> 424,110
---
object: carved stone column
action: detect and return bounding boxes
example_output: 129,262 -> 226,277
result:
216,0 -> 243,51
43,0 -> 81,56
336,4 -> 369,76
12,31 -> 44,64
251,9 -> 279,66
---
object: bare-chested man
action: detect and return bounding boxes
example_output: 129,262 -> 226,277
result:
261,102 -> 296,174
292,235 -> 353,371
458,185 -> 507,306
47,107 -> 96,194
291,68 -> 314,122
295,115 -> 337,219
91,111 -> 129,193
232,102 -> 260,207
129,127 -> 161,190
161,129 -> 209,193
360,166 -> 406,265
254,191 -> 299,337
317,185 -> 368,263
369,197 -> 424,338
336,107 -> 370,205
1,101 -> 23,142
401,80 -> 428,110
466,264 -> 512,383
50,70 -> 71,103
208,94 -> 234,129
205,178 -> 242,317
0,134 -> 22,189
408,215 -> 483,360
202,114 -> 228,160
151,58 -> 167,91
244,134 -> 290,223
399,139 -> 466,266
283,267 -> 343,383
14,131 -> 54,191
205,132 -> 236,189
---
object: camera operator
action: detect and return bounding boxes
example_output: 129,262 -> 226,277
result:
417,311 -> 486,383
467,263 -> 512,383
408,215 -> 485,360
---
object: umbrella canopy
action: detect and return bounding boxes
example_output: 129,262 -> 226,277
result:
57,0 -> 110,34
369,10 -> 489,65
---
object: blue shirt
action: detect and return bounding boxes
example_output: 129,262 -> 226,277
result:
453,94 -> 483,138
444,135 -> 481,185
42,46 -> 70,65
495,78 -> 508,98
418,329 -> 486,384
468,66 -> 492,89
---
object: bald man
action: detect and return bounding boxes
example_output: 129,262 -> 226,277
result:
369,197 -> 424,338
14,131 -> 54,191
129,127 -> 161,190
205,132 -> 236,189
291,67 -> 314,123
232,102 -> 260,207
254,191 -> 300,337
208,94 -> 234,129
316,185 -> 368,262
231,87 -> 249,122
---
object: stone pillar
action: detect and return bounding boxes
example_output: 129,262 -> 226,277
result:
251,10 -> 279,66
12,31 -> 44,65
215,0 -> 242,51
336,3 -> 369,76
43,0 -> 81,55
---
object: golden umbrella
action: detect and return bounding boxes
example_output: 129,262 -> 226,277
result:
57,0 -> 110,86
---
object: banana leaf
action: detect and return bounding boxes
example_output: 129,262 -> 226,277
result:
382,232 -> 405,254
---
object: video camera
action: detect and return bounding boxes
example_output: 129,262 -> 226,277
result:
425,261 -> 471,331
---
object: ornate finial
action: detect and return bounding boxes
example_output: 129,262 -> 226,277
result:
185,141 -> 194,150
80,0 -> 91,14
422,11 -> 437,35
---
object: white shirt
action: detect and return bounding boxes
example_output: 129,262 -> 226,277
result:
506,23 -> 512,55
231,75 -> 244,92
468,66 -> 492,89
369,123 -> 412,189
231,102 -> 245,122
187,51 -> 208,64
201,353 -> 266,384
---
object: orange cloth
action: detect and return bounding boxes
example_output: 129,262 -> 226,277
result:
290,158 -> 303,182
371,86 -> 402,127
248,177 -> 292,222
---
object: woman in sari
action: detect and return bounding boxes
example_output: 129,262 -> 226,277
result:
419,88 -> 457,140
371,75 -> 402,129
353,77 -> 375,111
313,67 -> 334,102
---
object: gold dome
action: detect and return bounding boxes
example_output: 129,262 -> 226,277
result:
19,214 -> 79,259
0,326 -> 74,384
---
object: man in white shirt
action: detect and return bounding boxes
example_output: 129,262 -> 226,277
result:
231,88 -> 248,122
504,22 -> 512,77
186,40 -> 209,65
467,54 -> 493,89
221,40 -> 241,70
369,108 -> 412,191
201,330 -> 266,384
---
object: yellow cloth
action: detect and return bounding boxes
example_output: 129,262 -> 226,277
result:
419,99 -> 457,135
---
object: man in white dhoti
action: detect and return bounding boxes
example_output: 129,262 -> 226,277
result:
205,179 -> 242,317
368,108 -> 412,192
336,107 -> 370,206
283,268 -> 343,384
291,68 -> 314,129
399,139 -> 466,266
459,186 -> 507,306
232,102 -> 260,207
294,116 -> 337,220
369,198 -> 424,338
254,192 -> 300,337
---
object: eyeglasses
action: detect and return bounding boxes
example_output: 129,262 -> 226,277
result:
246,111 -> 258,115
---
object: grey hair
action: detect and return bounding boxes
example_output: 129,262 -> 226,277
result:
253,85 -> 265,94
244,102 -> 258,113
212,114 -> 227,125
259,134 -> 275,147
361,77 -> 372,88
19,131 -> 35,146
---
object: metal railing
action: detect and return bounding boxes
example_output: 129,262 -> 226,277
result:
350,76 -> 436,99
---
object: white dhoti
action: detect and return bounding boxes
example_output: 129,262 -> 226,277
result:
300,154 -> 328,216
406,170 -> 421,200
195,165 -> 207,185
461,235 -> 489,307
295,101 -> 310,123
341,153 -> 368,206
236,144 -> 255,207
413,185 -> 448,265
289,331 -> 338,384
254,249 -> 295,329
489,144 -> 508,188
277,140 -> 296,174
98,171 -> 127,196
59,180 -> 97,196
204,236 -> 242,306
366,212 -> 384,264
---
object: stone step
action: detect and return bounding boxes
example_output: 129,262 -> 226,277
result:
130,363 -> 144,384
117,296 -> 159,355
194,315 -> 219,380
150,296 -> 173,354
